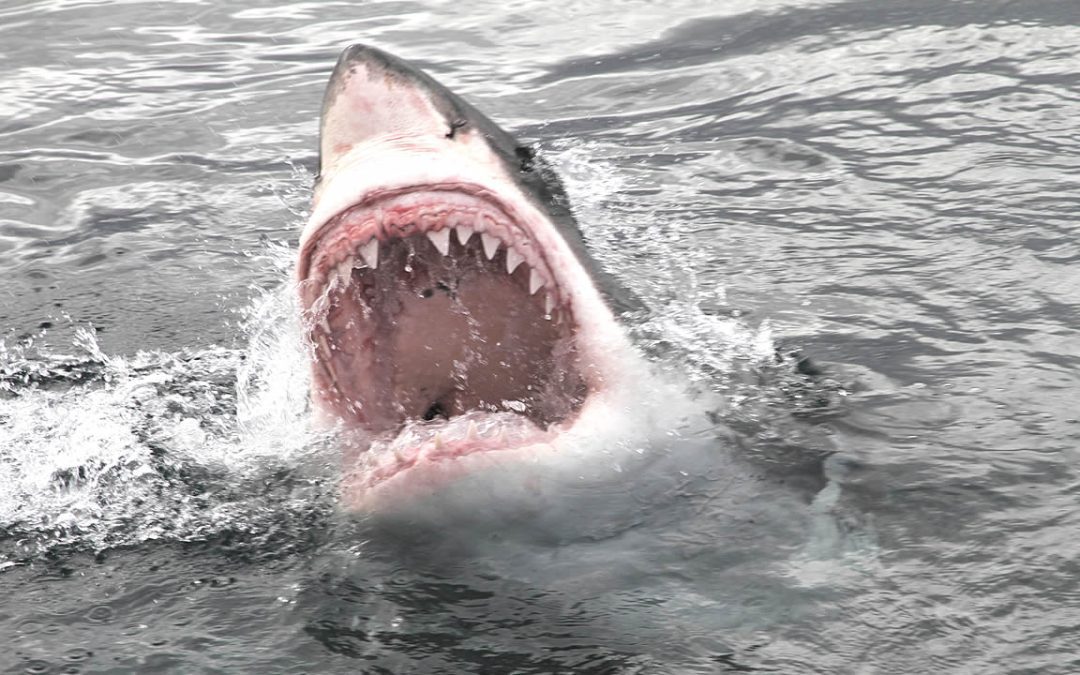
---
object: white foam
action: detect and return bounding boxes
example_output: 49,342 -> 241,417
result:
0,245 -> 331,560
0,148 -> 773,561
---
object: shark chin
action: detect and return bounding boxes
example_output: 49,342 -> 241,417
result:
297,45 -> 641,508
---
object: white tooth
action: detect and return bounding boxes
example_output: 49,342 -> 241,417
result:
481,233 -> 500,260
505,248 -> 524,274
359,239 -> 379,269
335,261 -> 352,287
433,433 -> 444,450
529,269 -> 543,294
317,334 -> 331,355
455,225 -> 474,245
466,421 -> 479,440
319,316 -> 331,333
545,293 -> 555,315
427,228 -> 450,255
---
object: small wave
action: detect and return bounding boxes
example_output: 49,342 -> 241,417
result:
0,263 -> 336,565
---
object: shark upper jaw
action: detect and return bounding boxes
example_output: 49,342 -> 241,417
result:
297,136 -> 630,495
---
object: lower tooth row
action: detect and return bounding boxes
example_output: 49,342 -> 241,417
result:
425,421 -> 506,453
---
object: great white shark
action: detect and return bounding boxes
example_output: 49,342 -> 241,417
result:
297,45 -> 649,507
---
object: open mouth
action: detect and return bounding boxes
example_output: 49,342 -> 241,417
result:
298,185 -> 590,487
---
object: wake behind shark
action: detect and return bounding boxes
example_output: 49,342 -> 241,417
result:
297,45 -> 649,506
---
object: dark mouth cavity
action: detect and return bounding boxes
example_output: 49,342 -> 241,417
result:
311,224 -> 587,435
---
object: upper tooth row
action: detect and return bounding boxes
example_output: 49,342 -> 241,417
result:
329,225 -> 555,299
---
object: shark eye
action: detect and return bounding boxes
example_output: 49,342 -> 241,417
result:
446,119 -> 467,139
515,146 -> 535,173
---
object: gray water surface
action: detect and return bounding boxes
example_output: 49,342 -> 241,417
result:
2,0 -> 1079,673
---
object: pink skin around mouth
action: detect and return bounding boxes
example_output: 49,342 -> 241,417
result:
297,183 -> 593,496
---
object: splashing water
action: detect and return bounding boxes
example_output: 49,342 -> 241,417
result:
0,244 -> 336,565
0,143 -> 781,569
546,141 -> 778,388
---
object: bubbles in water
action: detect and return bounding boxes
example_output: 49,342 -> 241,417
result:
0,243 -> 335,564
545,140 -> 776,388
235,240 -> 316,447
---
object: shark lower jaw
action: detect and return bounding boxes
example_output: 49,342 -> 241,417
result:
298,184 -> 618,494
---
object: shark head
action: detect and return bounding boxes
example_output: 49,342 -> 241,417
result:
297,45 -> 636,506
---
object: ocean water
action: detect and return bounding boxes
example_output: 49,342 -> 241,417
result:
1,0 -> 1078,672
